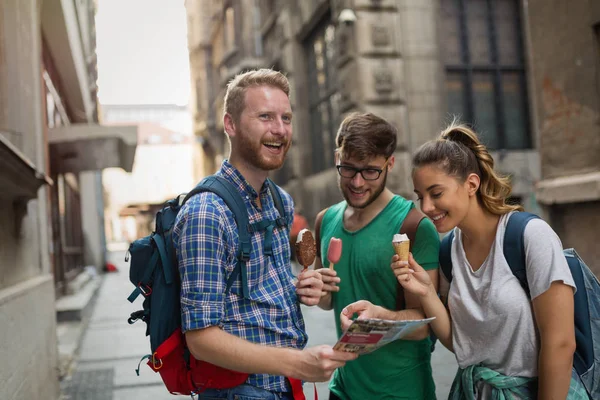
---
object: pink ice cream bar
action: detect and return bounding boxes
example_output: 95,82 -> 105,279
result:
327,237 -> 342,269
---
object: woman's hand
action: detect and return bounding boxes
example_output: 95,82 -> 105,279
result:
391,253 -> 433,297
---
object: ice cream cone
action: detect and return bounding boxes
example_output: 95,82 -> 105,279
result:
393,239 -> 410,262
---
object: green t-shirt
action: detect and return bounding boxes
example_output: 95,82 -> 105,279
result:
320,196 -> 440,400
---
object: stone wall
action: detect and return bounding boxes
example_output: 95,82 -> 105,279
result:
0,1 -> 59,399
528,0 -> 600,179
527,0 -> 600,273
550,201 -> 600,276
0,276 -> 59,400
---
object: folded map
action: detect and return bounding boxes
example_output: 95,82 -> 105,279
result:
333,317 -> 436,354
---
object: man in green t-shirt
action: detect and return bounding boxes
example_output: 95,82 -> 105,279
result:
315,112 -> 440,400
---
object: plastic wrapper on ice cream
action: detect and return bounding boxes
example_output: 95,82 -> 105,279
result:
392,233 -> 410,262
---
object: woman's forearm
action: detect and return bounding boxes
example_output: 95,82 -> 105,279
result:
369,306 -> 430,340
537,342 -> 574,399
420,286 -> 453,351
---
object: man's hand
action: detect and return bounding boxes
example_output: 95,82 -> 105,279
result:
339,300 -> 384,331
318,267 -> 340,295
296,345 -> 358,382
296,269 -> 324,306
186,326 -> 358,380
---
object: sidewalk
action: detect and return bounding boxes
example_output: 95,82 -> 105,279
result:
60,251 -> 457,399
60,250 -> 167,400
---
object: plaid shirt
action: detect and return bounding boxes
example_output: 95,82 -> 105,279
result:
173,160 -> 307,392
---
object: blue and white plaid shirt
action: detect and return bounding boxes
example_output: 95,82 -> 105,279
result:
173,160 -> 307,392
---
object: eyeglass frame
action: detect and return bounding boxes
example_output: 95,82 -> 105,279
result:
335,157 -> 391,181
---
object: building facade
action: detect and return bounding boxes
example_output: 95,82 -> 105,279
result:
0,1 -> 56,398
186,0 -> 541,229
527,0 -> 600,274
0,1 -> 137,399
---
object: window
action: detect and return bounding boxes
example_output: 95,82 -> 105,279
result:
306,19 -> 340,174
442,0 -> 530,150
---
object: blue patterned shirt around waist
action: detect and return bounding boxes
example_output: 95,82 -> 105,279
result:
172,160 -> 307,392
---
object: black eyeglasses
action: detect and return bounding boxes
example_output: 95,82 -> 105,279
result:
336,158 -> 390,181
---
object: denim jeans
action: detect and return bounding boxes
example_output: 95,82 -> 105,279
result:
197,384 -> 295,400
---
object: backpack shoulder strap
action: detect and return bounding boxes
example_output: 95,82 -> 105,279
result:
245,179 -> 289,257
400,208 -> 426,245
503,211 -> 540,297
396,207 -> 427,310
153,233 -> 174,285
314,207 -> 330,264
183,175 -> 252,298
266,178 -> 288,226
439,230 -> 455,284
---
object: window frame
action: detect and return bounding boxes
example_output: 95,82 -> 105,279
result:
305,16 -> 339,174
443,0 -> 532,150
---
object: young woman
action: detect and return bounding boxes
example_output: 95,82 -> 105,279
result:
390,123 -> 588,399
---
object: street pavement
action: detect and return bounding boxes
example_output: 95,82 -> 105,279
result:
60,251 -> 457,400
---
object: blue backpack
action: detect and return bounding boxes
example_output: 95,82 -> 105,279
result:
439,211 -> 600,398
125,175 -> 289,395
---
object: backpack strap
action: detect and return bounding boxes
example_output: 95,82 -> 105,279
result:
396,207 -> 427,310
437,211 -> 540,291
247,179 -> 289,257
439,230 -> 455,284
314,207 -> 329,261
266,178 -> 288,227
153,233 -> 174,285
400,208 -> 427,247
503,211 -> 540,297
127,250 -> 160,303
183,175 -> 252,298
248,218 -> 276,256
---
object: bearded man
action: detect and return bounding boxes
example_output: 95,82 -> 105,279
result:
173,69 -> 356,399
315,112 -> 440,400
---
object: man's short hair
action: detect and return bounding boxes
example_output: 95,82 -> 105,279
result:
223,69 -> 290,123
335,112 -> 398,161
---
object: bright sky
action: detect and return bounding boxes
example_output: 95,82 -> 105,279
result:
95,0 -> 190,105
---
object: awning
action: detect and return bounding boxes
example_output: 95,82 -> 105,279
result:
49,124 -> 138,174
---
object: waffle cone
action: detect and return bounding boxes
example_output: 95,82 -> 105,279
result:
393,240 -> 410,262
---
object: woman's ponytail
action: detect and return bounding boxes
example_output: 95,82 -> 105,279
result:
413,121 -> 523,215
